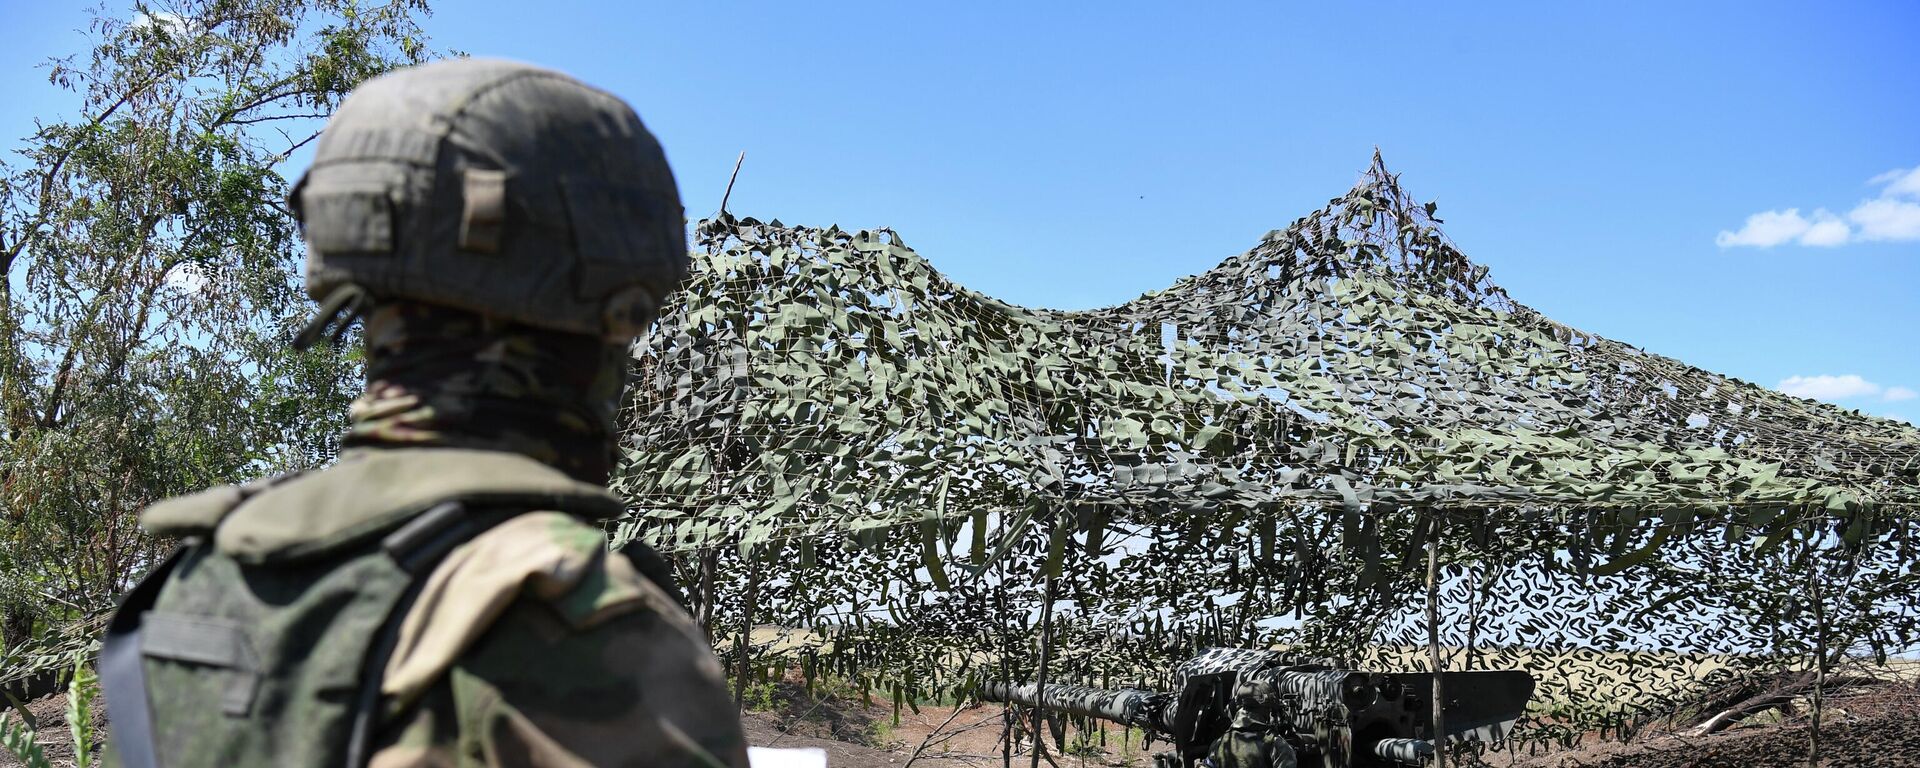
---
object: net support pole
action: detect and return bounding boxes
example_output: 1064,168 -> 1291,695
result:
1030,537 -> 1059,768
1809,542 -> 1824,768
733,541 -> 763,712
1426,512 -> 1449,768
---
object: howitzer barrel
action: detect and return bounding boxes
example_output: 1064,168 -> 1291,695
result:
1371,738 -> 1433,764
978,682 -> 1167,731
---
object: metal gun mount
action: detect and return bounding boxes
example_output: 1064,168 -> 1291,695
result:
979,648 -> 1535,768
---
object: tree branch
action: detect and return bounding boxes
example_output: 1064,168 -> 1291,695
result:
208,76 -> 303,128
225,111 -> 330,127
903,703 -> 974,768
3,72 -> 167,265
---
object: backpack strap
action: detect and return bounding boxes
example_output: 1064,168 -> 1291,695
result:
619,538 -> 689,611
343,500 -> 520,768
99,546 -> 191,768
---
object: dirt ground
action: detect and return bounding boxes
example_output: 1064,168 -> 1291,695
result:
748,680 -> 1920,768
0,685 -> 1136,768
7,682 -> 1919,767
1503,688 -> 1920,768
741,677 -> 1148,768
750,702 -> 1920,768
0,692 -> 92,767
745,705 -> 1035,768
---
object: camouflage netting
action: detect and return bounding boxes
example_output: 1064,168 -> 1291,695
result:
612,154 -> 1920,748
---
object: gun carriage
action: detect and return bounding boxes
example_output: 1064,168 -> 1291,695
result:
980,648 -> 1534,768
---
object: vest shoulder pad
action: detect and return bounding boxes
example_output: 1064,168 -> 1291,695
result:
212,448 -> 622,564
139,472 -> 303,538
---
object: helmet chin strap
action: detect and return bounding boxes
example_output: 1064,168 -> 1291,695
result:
293,284 -> 371,350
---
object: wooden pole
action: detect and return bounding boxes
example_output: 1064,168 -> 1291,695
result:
1426,513 -> 1449,768
733,542 -> 763,712
1809,548 -> 1824,768
1031,553 -> 1059,768
718,151 -> 746,217
695,546 -> 719,639
999,556 -> 1014,768
695,451 -> 727,641
1465,557 -> 1490,671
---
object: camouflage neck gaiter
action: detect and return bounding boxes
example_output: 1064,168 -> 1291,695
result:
346,301 -> 629,485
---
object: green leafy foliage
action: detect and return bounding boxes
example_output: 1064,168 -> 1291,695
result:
67,659 -> 98,768
0,0 -> 433,680
0,713 -> 49,768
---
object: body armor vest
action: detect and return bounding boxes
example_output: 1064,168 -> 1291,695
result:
101,448 -> 628,767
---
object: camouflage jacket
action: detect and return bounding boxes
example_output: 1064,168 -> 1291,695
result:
370,510 -> 749,768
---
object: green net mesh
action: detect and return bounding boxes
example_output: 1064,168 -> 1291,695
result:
614,154 -> 1920,745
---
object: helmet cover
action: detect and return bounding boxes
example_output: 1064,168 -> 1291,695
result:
292,57 -> 685,339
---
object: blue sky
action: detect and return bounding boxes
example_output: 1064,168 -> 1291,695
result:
4,1 -> 1916,421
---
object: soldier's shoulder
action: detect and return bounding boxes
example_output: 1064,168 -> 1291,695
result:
471,511 -> 676,629
373,512 -> 743,768
381,510 -> 696,706
145,449 -> 622,560
137,469 -> 307,538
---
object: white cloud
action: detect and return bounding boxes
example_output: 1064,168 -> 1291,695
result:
164,263 -> 207,294
1716,208 -> 1815,248
1848,197 -> 1920,241
1799,209 -> 1851,246
1713,208 -> 1853,248
1869,166 -> 1920,199
130,12 -> 189,34
1777,376 -> 1920,405
1718,164 -> 1920,248
1777,374 -> 1882,400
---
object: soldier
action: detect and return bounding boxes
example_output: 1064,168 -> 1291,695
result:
98,58 -> 749,767
1207,708 -> 1298,768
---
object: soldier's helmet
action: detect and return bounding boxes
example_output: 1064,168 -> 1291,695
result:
290,57 -> 685,342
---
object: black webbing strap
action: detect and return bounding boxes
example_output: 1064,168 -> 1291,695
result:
99,546 -> 190,768
343,501 -> 513,768
620,538 -> 690,611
